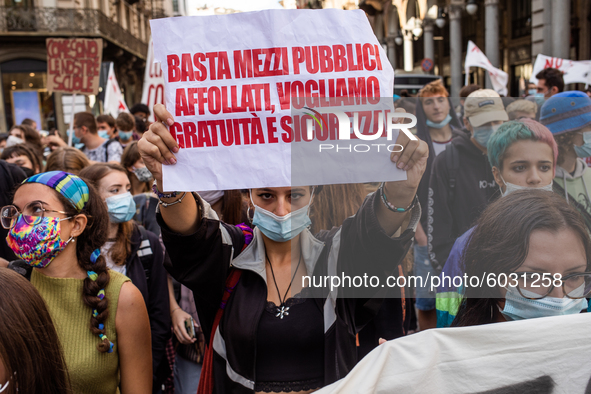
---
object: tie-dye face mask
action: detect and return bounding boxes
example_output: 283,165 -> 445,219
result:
6,214 -> 72,268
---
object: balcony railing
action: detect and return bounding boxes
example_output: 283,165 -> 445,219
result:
0,7 -> 149,59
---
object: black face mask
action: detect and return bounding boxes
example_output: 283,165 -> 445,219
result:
21,166 -> 34,178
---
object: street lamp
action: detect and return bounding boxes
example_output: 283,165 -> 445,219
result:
465,0 -> 478,16
435,7 -> 446,28
395,31 -> 403,45
412,18 -> 423,38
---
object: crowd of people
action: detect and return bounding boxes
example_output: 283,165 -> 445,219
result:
1,66 -> 591,393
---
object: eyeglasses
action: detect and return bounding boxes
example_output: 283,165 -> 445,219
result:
1,202 -> 71,229
510,271 -> 591,300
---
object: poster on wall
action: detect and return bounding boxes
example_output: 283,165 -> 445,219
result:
46,38 -> 103,95
11,90 -> 42,127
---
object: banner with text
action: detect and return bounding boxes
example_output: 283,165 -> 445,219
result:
151,9 -> 403,192
531,54 -> 591,86
46,38 -> 102,95
141,38 -> 165,122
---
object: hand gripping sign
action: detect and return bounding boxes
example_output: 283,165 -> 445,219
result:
151,9 -> 416,192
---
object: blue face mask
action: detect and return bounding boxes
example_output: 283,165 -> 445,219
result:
98,130 -> 110,139
119,130 -> 134,141
532,92 -> 546,107
574,131 -> 591,158
426,114 -> 452,129
251,190 -> 313,242
528,89 -> 537,95
67,129 -> 81,145
501,286 -> 588,321
472,123 -> 502,148
105,192 -> 136,223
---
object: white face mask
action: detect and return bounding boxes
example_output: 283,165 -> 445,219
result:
499,174 -> 553,197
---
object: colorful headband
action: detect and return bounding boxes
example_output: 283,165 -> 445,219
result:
23,171 -> 90,212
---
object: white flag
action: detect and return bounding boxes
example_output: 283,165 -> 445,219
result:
465,41 -> 508,96
103,63 -> 129,117
530,54 -> 591,86
140,38 -> 165,122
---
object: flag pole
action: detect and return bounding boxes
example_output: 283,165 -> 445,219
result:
68,93 -> 76,146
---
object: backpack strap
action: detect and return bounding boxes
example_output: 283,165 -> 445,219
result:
136,225 -> 154,284
197,223 -> 253,394
103,139 -> 116,162
445,143 -> 459,206
197,268 -> 242,394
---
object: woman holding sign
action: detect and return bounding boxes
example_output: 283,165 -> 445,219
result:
138,104 -> 428,393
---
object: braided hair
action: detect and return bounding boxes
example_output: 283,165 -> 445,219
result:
55,181 -> 113,352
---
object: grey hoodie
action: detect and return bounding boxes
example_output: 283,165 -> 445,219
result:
554,158 -> 591,212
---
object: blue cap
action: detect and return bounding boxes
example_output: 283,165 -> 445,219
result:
540,91 -> 591,135
393,94 -> 401,102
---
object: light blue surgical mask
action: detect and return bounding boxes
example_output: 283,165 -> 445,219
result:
105,192 -> 136,223
251,190 -> 313,243
67,128 -> 81,145
426,114 -> 452,129
574,131 -> 591,158
98,130 -> 110,139
119,130 -> 134,141
501,286 -> 588,321
533,92 -> 546,107
473,123 -> 502,149
528,89 -> 537,95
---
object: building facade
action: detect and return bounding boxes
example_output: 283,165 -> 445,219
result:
0,0 -> 172,133
359,0 -> 591,97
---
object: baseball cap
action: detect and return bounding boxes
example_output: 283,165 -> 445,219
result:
464,89 -> 509,127
540,91 -> 591,135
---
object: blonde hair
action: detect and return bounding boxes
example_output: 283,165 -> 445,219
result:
45,147 -> 90,175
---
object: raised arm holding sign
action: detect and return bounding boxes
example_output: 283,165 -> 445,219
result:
139,9 -> 427,394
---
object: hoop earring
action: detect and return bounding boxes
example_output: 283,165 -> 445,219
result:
247,206 -> 253,224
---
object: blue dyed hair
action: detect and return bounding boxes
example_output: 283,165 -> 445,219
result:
487,119 -> 558,173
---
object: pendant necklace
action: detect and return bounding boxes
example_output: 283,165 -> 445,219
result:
265,250 -> 302,319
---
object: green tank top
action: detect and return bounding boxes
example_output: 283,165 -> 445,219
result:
31,269 -> 130,394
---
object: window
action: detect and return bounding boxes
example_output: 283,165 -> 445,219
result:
511,1 -> 531,39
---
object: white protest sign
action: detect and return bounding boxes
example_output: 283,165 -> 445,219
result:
151,9 -> 404,192
465,41 -> 508,96
104,62 -> 129,117
141,38 -> 165,122
530,54 -> 591,86
317,313 -> 591,393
